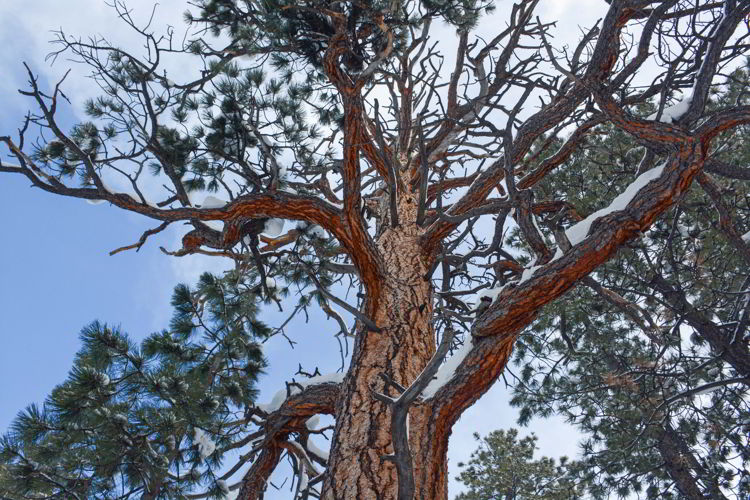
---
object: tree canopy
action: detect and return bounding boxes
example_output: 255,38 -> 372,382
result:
455,429 -> 585,500
1,0 -> 750,498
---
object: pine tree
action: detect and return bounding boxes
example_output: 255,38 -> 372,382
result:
506,66 -> 750,500
455,429 -> 586,500
2,1 -> 750,498
0,275 -> 268,499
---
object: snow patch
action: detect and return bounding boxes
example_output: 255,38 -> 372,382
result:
306,416 -> 320,430
299,467 -> 309,491
742,230 -> 750,244
647,90 -> 693,123
193,428 -> 216,459
308,225 -> 326,239
201,195 -> 227,208
421,339 -> 474,398
205,220 -> 225,231
257,373 -> 345,413
565,163 -> 666,246
265,277 -> 277,290
518,264 -> 543,285
201,195 -> 227,231
694,385 -> 722,396
262,218 -> 285,237
475,285 -> 506,304
307,439 -> 330,462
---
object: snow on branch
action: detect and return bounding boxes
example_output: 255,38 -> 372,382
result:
256,373 -> 345,413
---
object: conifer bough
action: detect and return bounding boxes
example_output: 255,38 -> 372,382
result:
2,0 -> 750,498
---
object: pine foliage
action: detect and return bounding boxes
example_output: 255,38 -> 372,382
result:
455,429 -> 586,500
505,66 -> 750,500
0,275 -> 267,499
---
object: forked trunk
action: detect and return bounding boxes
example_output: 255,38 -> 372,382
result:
322,193 -> 449,499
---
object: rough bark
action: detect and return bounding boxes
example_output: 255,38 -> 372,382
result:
323,192 -> 439,499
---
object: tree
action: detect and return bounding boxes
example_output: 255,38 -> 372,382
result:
1,0 -> 750,498
1,277 -> 269,499
505,67 -> 750,500
455,429 -> 585,500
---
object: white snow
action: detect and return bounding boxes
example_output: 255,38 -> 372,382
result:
475,285 -> 506,305
205,220 -> 225,231
299,467 -> 309,491
265,277 -> 277,290
201,195 -> 227,208
308,225 -> 327,239
742,230 -> 750,244
86,198 -> 106,205
694,385 -> 722,396
421,339 -> 474,398
306,416 -> 320,430
518,264 -> 543,285
565,163 -> 666,246
647,90 -> 693,123
257,373 -> 345,413
201,195 -> 227,231
307,439 -> 330,462
193,428 -> 216,459
262,218 -> 285,237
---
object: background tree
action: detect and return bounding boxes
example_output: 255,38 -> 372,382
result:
2,0 -> 750,498
455,428 -> 586,500
506,65 -> 750,500
0,275 -> 268,499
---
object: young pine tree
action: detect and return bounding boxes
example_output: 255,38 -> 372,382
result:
0,273 -> 267,499
455,429 -> 586,500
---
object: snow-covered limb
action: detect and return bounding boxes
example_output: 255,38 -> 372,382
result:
420,336 -> 473,399
256,372 -> 344,413
565,162 -> 665,246
306,438 -> 330,463
283,440 -> 320,476
646,89 -> 693,123
234,380 -> 340,499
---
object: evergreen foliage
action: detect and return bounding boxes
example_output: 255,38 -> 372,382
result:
0,275 -> 267,499
2,0 -> 750,498
455,429 -> 586,500
505,66 -> 750,500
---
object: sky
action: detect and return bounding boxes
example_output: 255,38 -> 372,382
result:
0,0 -> 606,497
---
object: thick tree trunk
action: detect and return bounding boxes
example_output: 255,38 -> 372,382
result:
322,193 -> 447,499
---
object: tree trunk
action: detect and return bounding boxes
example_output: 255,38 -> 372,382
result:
322,192 -> 447,499
655,422 -> 728,500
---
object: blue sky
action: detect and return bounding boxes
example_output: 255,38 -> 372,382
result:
0,1 -> 602,497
